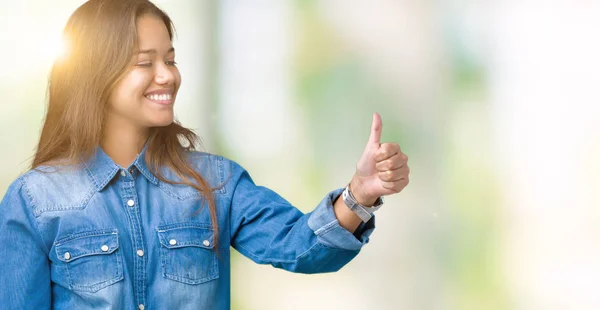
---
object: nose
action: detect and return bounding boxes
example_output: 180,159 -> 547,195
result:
154,63 -> 176,85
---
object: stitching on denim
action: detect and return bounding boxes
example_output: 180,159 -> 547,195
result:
157,181 -> 202,200
139,167 -> 158,184
58,230 -> 123,292
54,229 -> 118,246
19,177 -> 51,254
70,275 -> 123,293
163,272 -> 219,285
68,263 -> 123,292
190,152 -> 227,194
235,243 -> 263,263
96,166 -> 119,191
295,241 -> 321,260
155,224 -> 214,249
84,164 -> 101,191
32,189 -> 96,217
313,219 -> 339,236
155,222 -> 213,232
158,232 -> 220,285
134,157 -> 158,185
214,155 -> 227,194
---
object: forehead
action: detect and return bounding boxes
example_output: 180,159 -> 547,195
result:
136,14 -> 172,49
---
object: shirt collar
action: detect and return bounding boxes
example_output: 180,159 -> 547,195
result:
85,144 -> 158,192
133,143 -> 159,185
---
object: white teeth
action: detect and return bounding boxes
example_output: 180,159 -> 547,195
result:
146,94 -> 172,101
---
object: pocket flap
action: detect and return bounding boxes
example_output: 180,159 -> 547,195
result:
156,225 -> 214,249
55,230 -> 119,262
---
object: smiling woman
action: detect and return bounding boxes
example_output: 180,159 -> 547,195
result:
104,15 -> 182,151
0,0 -> 410,309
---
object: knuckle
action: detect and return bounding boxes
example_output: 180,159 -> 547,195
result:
383,144 -> 393,153
380,149 -> 390,158
386,160 -> 395,170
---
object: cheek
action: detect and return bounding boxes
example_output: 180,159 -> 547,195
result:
125,71 -> 153,96
111,72 -> 153,105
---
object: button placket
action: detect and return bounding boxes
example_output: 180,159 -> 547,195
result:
121,171 -> 146,307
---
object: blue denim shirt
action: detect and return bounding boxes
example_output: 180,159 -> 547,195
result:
0,147 -> 375,309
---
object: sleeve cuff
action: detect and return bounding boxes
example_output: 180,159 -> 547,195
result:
307,188 -> 376,251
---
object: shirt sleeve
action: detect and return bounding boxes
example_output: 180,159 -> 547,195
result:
0,177 -> 51,308
228,160 -> 375,274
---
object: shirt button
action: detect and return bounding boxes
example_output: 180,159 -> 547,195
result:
127,199 -> 135,207
120,170 -> 127,177
203,240 -> 210,247
138,304 -> 145,310
137,249 -> 144,257
169,239 -> 177,246
101,245 -> 109,252
64,252 -> 71,260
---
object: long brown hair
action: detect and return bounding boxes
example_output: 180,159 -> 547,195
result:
32,0 -> 220,249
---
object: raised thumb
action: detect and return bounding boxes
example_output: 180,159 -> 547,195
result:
368,112 -> 382,146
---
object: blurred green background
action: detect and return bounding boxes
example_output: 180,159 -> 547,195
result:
2,1 -> 600,309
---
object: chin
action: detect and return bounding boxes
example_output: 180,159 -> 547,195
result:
153,120 -> 174,127
148,116 -> 174,127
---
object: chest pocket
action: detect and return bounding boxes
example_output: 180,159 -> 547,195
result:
54,230 -> 124,292
156,224 -> 219,285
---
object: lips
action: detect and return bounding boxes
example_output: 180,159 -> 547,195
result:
146,93 -> 172,101
144,90 -> 174,105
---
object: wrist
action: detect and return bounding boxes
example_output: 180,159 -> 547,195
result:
349,176 -> 378,207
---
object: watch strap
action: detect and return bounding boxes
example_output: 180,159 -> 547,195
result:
342,185 -> 383,222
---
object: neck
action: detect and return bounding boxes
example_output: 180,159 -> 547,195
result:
101,117 -> 149,168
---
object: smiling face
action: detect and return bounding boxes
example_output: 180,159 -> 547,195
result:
107,14 -> 181,131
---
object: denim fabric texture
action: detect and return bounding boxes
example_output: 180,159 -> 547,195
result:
0,146 -> 375,309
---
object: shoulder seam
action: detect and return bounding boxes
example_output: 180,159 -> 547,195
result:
18,177 -> 51,254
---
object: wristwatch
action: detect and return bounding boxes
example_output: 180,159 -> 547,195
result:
341,185 -> 384,222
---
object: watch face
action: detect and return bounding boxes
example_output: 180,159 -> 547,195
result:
342,187 -> 349,200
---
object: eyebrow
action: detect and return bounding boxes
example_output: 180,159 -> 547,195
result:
136,47 -> 175,54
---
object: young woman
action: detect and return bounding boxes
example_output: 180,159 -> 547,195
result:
0,0 -> 409,309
